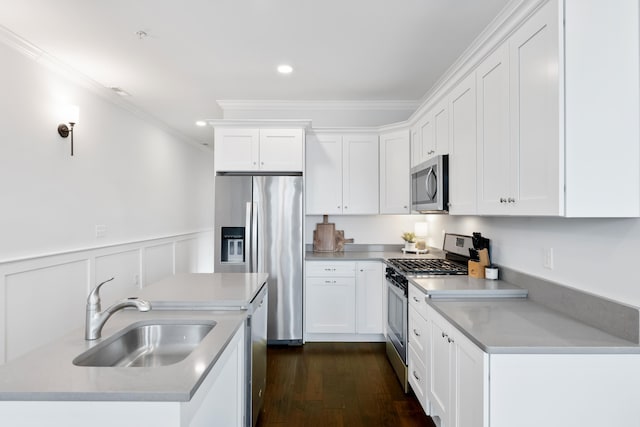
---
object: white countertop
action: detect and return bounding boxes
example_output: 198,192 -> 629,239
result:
410,276 -> 528,299
138,272 -> 269,309
428,298 -> 640,354
0,310 -> 246,401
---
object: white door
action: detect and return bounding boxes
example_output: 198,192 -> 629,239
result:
433,100 -> 450,156
380,130 -> 410,214
476,43 -> 511,214
305,277 -> 356,334
410,124 -> 422,168
305,134 -> 343,215
419,115 -> 434,162
214,128 -> 259,172
509,0 -> 561,215
342,135 -> 379,215
453,331 -> 487,427
259,129 -> 303,172
355,262 -> 384,334
429,312 -> 452,422
448,73 -> 477,215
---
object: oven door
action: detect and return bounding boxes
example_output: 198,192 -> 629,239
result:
386,279 -> 408,364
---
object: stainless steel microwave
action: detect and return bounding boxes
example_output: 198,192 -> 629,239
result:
411,155 -> 449,213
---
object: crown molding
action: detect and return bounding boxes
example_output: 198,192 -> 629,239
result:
216,99 -> 420,112
0,24 -> 208,151
206,119 -> 313,129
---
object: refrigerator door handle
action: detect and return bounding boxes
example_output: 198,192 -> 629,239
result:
251,201 -> 258,272
245,202 -> 253,269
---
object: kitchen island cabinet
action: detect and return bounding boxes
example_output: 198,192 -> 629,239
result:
0,310 -> 247,427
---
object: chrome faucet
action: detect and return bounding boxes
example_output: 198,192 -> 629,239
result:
85,277 -> 151,340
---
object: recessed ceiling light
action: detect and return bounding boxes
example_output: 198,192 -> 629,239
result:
277,64 -> 293,74
195,120 -> 207,127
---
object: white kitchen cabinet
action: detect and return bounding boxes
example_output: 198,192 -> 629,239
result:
305,133 -> 343,215
427,306 -> 487,427
433,100 -> 450,158
448,73 -> 478,215
410,124 -> 421,168
306,133 -> 379,215
418,114 -> 434,164
379,130 -> 411,214
305,261 -> 385,341
355,262 -> 384,334
476,43 -> 511,215
214,128 -> 303,172
342,135 -> 379,214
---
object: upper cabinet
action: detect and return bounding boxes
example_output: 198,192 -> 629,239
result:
448,73 -> 478,215
380,130 -> 411,214
306,133 -> 379,215
477,2 -> 560,215
411,101 -> 450,167
214,127 -> 304,172
465,0 -> 639,217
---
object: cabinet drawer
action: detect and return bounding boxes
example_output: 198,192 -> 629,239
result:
409,306 -> 428,355
306,261 -> 356,277
408,345 -> 429,413
409,284 -> 428,318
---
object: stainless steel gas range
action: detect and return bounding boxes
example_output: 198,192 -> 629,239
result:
384,233 -> 475,392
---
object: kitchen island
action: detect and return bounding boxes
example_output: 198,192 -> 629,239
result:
0,272 -> 269,427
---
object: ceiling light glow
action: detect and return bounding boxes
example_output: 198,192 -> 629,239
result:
277,64 -> 293,74
195,120 -> 207,127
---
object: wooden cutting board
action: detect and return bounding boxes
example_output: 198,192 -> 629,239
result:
313,215 -> 336,252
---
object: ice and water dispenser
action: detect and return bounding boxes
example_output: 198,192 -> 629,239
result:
221,227 -> 245,263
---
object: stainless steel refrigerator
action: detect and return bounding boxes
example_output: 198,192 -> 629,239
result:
214,174 -> 303,344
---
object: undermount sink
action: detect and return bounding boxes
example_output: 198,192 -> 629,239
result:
73,320 -> 216,368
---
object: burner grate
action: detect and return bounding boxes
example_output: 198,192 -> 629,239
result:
387,258 -> 468,275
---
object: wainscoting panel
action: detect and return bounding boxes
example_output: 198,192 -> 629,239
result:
144,243 -> 174,286
5,260 -> 88,362
94,249 -> 142,308
175,238 -> 198,275
0,231 -> 213,365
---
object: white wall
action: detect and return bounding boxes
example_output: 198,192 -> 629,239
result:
0,41 -> 214,262
0,39 -> 214,363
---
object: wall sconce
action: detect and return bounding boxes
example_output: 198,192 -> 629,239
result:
57,105 -> 79,156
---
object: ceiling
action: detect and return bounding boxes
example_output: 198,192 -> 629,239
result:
0,0 -> 510,145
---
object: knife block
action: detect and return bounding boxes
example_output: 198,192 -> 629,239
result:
468,249 -> 490,278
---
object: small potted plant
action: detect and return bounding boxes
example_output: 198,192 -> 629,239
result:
401,232 -> 416,252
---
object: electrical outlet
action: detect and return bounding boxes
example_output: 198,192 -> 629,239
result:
95,224 -> 106,238
543,247 -> 554,269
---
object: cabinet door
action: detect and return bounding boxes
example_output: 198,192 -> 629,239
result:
355,262 -> 384,334
305,277 -> 356,333
379,130 -> 410,214
448,73 -> 477,215
509,0 -> 561,215
476,44 -> 511,214
259,129 -> 304,172
429,311 -> 453,422
214,128 -> 259,172
419,115 -> 434,162
342,135 -> 379,215
433,100 -> 450,156
305,134 -> 343,215
453,330 -> 488,427
410,124 -> 422,168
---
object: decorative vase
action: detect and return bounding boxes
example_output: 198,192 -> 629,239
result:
404,242 -> 416,252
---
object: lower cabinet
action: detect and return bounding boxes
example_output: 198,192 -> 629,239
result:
305,261 -> 384,340
428,306 -> 487,427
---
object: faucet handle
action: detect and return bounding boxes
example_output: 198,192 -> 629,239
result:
87,277 -> 115,308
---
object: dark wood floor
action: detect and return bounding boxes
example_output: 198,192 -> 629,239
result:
256,342 -> 436,427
